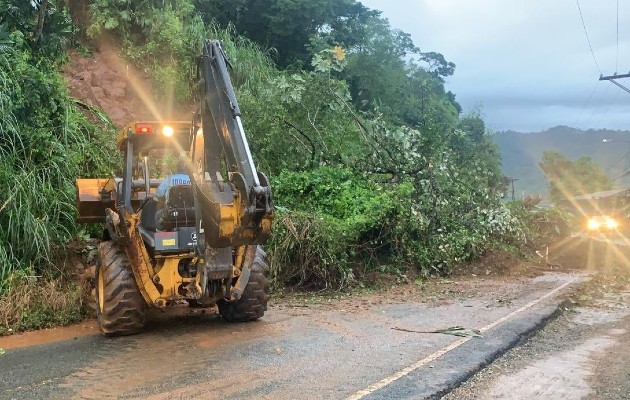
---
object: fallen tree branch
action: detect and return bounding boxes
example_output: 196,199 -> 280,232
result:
392,325 -> 483,338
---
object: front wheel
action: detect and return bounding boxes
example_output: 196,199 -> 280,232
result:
218,246 -> 270,322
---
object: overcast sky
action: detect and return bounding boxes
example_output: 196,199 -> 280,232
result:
360,0 -> 630,132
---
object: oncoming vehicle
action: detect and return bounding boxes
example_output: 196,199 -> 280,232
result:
564,189 -> 630,236
585,215 -> 620,233
75,40 -> 274,336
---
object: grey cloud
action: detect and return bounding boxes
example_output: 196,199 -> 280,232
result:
361,0 -> 628,132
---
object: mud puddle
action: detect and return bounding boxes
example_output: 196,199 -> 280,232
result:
0,321 -> 99,350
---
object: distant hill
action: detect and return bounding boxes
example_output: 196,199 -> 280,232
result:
492,126 -> 630,201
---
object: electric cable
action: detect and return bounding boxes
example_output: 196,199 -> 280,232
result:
595,86 -> 621,127
616,0 -> 619,73
573,80 -> 599,127
576,0 -> 603,75
585,83 -> 610,127
605,147 -> 630,173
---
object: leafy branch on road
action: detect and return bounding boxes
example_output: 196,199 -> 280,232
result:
393,326 -> 483,338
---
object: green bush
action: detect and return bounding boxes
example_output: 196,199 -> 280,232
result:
267,165 -> 526,288
269,211 -> 355,289
0,271 -> 88,334
268,167 -> 418,289
507,202 -> 572,247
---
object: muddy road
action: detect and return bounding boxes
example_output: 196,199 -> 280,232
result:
0,272 -> 582,400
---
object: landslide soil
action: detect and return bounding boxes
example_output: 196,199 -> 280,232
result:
64,45 -> 191,127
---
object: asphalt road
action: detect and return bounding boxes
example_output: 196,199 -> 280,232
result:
0,272 -> 582,400
443,284 -> 630,400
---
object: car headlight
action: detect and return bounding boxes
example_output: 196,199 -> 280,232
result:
587,218 -> 601,230
605,218 -> 619,229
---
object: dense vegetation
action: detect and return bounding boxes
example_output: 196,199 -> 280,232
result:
0,1 -> 115,285
82,0 -> 525,289
0,0 -> 551,311
0,1 -> 117,331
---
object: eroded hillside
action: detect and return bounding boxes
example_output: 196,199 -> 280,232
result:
64,46 -> 192,127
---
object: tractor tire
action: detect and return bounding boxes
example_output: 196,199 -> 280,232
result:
218,246 -> 270,322
96,241 -> 146,336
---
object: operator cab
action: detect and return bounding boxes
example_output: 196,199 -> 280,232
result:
137,165 -> 196,255
117,121 -> 197,255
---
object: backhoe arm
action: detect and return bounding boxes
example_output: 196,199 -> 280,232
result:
191,39 -> 273,250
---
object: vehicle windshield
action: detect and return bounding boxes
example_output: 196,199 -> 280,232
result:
141,149 -> 188,180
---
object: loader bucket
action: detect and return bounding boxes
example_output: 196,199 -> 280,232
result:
76,178 -> 116,223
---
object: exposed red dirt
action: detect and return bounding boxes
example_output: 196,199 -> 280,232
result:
63,44 -> 192,127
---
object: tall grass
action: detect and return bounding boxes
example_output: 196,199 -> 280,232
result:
0,43 -> 116,288
0,274 -> 87,334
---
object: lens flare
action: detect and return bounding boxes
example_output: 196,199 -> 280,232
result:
587,218 -> 601,230
605,217 -> 618,229
162,125 -> 174,137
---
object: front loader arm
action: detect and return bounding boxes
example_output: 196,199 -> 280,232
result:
191,39 -> 273,251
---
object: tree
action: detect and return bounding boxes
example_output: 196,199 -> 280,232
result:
0,0 -> 72,59
34,0 -> 49,42
539,151 -> 612,204
194,0 -> 379,68
341,15 -> 458,128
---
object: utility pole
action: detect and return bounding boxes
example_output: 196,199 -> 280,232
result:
599,74 -> 630,188
599,73 -> 630,94
506,177 -> 519,200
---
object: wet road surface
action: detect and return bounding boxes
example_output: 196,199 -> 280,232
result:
0,273 -> 583,400
443,283 -> 630,400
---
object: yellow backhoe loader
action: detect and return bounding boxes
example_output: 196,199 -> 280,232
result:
76,40 -> 274,335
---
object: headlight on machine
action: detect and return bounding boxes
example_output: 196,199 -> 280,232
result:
162,125 -> 174,137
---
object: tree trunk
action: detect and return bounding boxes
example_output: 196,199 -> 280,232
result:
34,0 -> 49,44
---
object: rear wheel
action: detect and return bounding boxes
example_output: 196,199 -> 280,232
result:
96,241 -> 146,336
218,246 -> 270,322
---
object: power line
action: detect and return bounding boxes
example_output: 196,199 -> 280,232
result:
616,0 -> 619,73
606,148 -> 630,173
585,83 -> 610,127
576,0 -> 602,75
595,87 -> 621,127
573,80 -> 599,127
